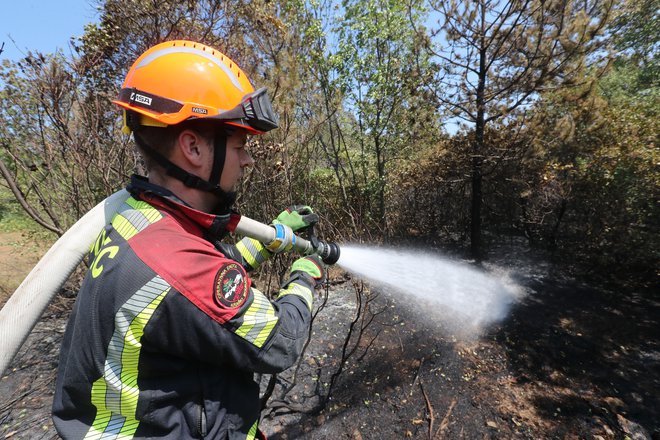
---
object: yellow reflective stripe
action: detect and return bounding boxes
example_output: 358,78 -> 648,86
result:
85,276 -> 171,440
278,283 -> 313,311
87,377 -> 110,438
111,197 -> 163,241
85,399 -> 136,440
125,197 -> 163,223
235,289 -> 278,348
254,241 -> 270,260
84,411 -> 110,439
236,238 -> 271,269
118,419 -> 140,439
246,419 -> 258,440
255,306 -> 277,347
236,240 -> 258,268
112,214 -> 140,241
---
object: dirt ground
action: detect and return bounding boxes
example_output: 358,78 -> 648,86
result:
0,231 -> 46,301
1,233 -> 658,439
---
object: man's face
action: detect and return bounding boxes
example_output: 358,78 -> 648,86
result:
218,129 -> 253,193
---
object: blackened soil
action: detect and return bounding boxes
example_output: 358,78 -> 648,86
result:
1,263 -> 659,440
258,268 -> 659,440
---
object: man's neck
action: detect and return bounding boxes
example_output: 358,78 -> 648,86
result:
148,173 -> 217,213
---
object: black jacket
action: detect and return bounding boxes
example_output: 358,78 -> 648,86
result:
53,176 -> 314,439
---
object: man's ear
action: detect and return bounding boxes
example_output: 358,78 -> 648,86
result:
177,129 -> 208,167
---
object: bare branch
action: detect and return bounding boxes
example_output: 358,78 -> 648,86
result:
0,156 -> 63,235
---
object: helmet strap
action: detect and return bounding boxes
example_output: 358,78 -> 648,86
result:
209,130 -> 227,188
207,129 -> 236,213
132,128 -> 235,211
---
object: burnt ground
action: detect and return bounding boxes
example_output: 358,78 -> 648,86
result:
1,254 -> 659,439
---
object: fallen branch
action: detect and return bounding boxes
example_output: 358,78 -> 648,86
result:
420,380 -> 435,440
434,398 -> 457,439
410,357 -> 424,396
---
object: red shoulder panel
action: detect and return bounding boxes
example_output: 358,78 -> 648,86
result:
128,217 -> 251,324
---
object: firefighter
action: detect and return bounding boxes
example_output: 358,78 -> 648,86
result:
52,40 -> 326,440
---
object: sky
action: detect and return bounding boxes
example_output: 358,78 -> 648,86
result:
0,0 -> 99,62
0,1 -> 462,134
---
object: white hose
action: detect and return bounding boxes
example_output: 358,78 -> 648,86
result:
0,189 -> 130,376
234,216 -> 314,255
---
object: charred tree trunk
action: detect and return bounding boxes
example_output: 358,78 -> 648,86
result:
471,2 -> 487,262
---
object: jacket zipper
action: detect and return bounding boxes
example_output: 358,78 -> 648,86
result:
196,401 -> 207,438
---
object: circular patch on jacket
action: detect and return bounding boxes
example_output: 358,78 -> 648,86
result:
214,263 -> 248,308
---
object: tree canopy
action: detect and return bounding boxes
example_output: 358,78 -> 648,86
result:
0,0 -> 656,283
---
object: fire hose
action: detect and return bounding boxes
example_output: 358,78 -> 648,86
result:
0,189 -> 339,376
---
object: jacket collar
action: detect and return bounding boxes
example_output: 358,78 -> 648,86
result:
127,175 -> 240,239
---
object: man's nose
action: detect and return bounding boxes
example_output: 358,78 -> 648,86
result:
240,149 -> 255,168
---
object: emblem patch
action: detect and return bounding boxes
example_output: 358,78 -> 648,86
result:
214,263 -> 249,308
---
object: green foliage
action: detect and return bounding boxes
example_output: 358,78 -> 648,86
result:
599,58 -> 659,110
0,49 -> 135,232
610,0 -> 659,63
328,0 -> 439,230
387,136 -> 470,243
425,0 -> 615,258
520,59 -> 658,281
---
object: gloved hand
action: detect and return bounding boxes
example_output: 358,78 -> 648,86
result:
290,254 -> 326,287
272,205 -> 319,232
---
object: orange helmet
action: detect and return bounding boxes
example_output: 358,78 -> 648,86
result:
113,40 -> 278,134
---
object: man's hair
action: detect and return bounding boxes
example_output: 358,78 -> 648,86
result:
134,119 -> 217,171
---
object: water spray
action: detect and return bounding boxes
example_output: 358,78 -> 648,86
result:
336,245 -> 523,337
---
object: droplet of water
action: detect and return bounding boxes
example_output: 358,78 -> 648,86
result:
336,244 -> 524,338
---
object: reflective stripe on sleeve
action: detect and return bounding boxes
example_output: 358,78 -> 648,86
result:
235,237 -> 271,269
277,282 -> 313,311
246,419 -> 258,440
234,288 -> 279,348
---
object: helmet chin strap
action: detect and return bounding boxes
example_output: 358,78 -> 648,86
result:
207,131 -> 237,213
128,115 -> 236,212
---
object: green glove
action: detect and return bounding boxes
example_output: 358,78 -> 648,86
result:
290,254 -> 326,287
273,205 -> 319,232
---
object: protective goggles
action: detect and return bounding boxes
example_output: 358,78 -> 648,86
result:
209,87 -> 279,132
116,87 -> 279,133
